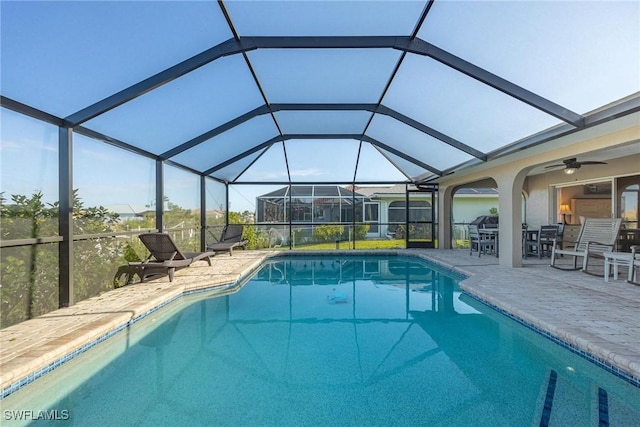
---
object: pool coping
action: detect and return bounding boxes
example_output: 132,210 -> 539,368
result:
1,249 -> 639,399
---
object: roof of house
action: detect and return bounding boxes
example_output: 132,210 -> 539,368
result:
258,185 -> 367,199
354,185 -> 499,197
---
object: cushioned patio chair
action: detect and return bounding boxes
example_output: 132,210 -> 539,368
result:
207,224 -> 247,256
136,232 -> 214,282
550,218 -> 622,274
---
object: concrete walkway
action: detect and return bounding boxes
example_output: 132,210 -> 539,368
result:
1,249 -> 639,396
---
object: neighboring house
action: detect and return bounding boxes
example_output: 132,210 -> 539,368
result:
255,185 -> 371,244
354,184 -> 431,238
356,185 -> 500,238
103,204 -> 153,222
192,209 -> 226,221
255,184 -> 500,240
451,188 -> 500,224
256,185 -> 370,224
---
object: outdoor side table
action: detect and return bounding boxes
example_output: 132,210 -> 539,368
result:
603,252 -> 634,282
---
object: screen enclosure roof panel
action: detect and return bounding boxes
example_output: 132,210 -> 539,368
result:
1,1 -> 232,118
1,1 -> 638,185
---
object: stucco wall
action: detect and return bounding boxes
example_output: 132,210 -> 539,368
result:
452,196 -> 499,224
373,194 -> 500,228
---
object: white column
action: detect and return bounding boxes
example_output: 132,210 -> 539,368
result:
495,170 -> 528,267
437,184 -> 455,249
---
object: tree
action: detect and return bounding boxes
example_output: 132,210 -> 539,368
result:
1,191 -> 123,327
228,211 -> 264,249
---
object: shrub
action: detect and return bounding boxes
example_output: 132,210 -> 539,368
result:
313,224 -> 344,242
354,224 -> 370,240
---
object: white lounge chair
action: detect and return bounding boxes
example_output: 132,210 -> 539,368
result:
550,218 -> 622,274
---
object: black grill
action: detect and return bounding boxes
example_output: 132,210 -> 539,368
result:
470,215 -> 499,228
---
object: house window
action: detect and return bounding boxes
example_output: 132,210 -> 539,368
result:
388,200 -> 431,233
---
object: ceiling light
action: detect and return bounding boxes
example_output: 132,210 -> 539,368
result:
564,167 -> 577,175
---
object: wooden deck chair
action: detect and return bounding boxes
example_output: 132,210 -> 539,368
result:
137,233 -> 214,282
550,218 -> 622,274
207,224 -> 247,256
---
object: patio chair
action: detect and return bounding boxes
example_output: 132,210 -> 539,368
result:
524,225 -> 559,259
555,223 -> 565,251
626,245 -> 640,285
207,224 -> 247,256
136,232 -> 214,282
469,224 -> 494,257
550,218 -> 622,274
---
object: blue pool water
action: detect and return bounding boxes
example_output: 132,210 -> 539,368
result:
2,255 -> 640,426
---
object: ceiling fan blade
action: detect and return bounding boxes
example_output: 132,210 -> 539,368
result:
544,158 -> 606,171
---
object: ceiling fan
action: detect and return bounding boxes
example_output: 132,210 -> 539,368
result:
544,158 -> 607,175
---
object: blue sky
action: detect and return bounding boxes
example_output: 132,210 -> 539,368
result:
1,1 -> 639,212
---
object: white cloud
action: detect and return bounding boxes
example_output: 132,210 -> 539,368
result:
289,168 -> 324,177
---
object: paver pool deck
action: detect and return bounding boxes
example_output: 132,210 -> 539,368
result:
1,249 -> 639,395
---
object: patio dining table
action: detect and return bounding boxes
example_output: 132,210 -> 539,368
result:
477,227 -> 543,258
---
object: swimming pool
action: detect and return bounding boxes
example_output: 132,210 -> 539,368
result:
2,255 -> 639,426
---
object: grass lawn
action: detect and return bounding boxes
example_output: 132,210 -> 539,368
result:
268,239 -> 470,250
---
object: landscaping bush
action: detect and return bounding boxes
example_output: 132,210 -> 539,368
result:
313,224 -> 344,242
354,224 -> 370,240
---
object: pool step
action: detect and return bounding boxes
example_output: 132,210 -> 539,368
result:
539,371 -> 614,427
598,387 -> 609,427
539,370 -> 557,427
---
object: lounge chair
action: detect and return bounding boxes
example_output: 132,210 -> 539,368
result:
207,224 -> 247,256
550,218 -> 622,274
136,232 -> 214,282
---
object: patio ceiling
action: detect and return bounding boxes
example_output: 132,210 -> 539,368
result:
1,1 -> 639,184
